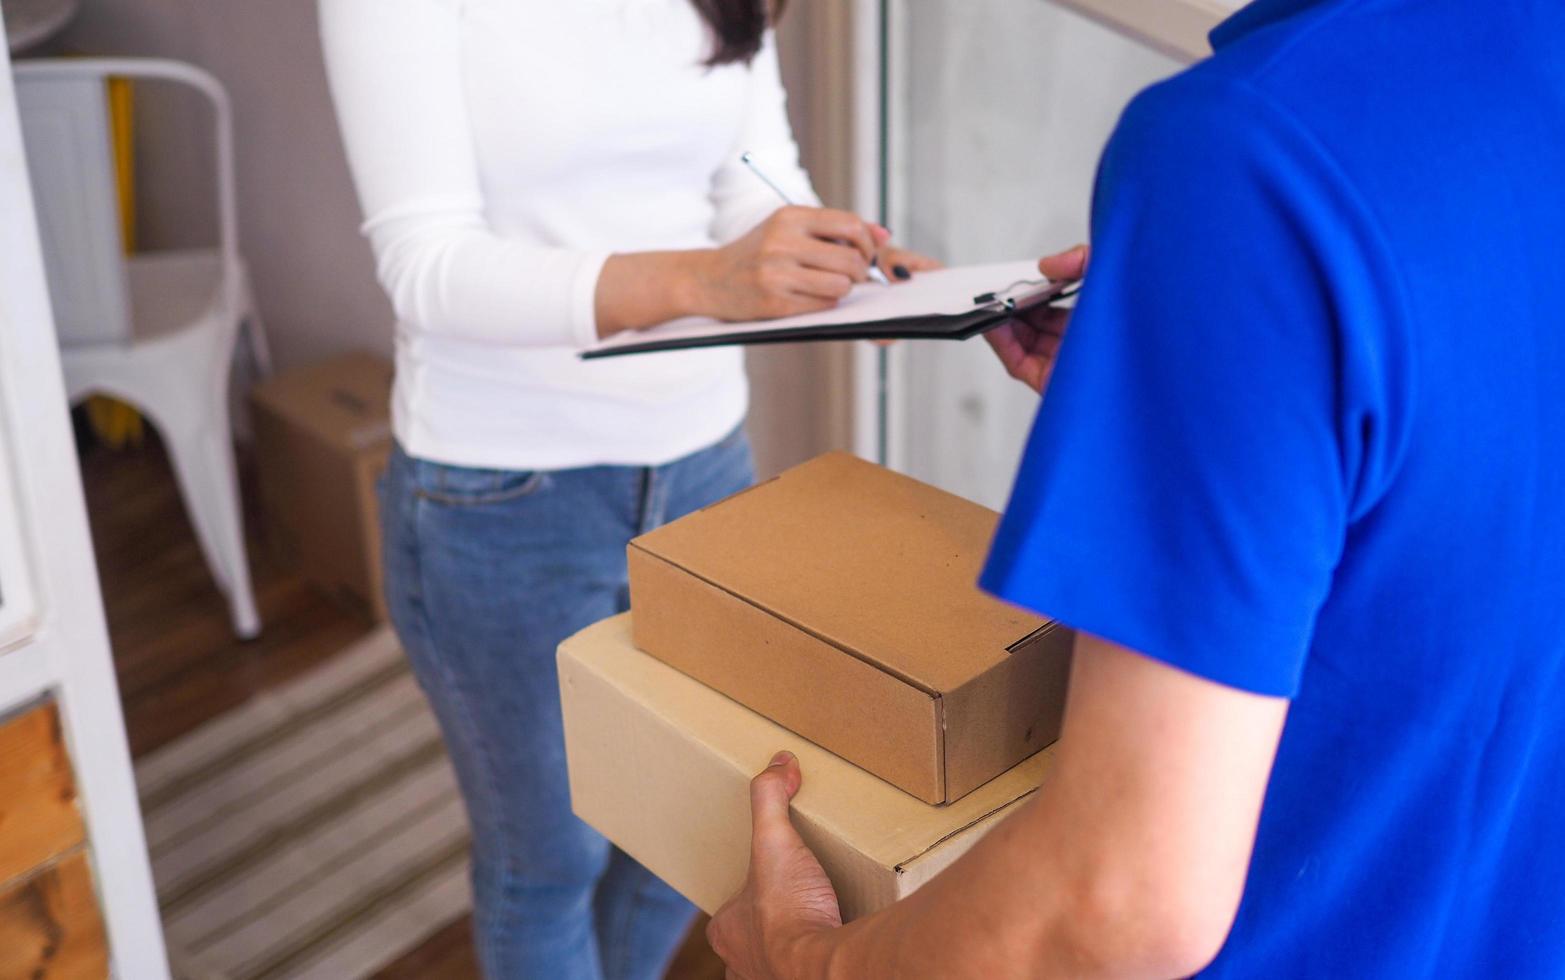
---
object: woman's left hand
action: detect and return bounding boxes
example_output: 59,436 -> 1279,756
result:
872,226 -> 943,282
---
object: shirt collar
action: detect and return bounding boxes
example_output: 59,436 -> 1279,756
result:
1210,0 -> 1334,50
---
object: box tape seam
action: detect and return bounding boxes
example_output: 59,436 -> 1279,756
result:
891,787 -> 1042,875
1007,621 -> 1064,654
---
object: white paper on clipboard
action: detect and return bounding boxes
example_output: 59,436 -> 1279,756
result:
581,259 -> 1065,359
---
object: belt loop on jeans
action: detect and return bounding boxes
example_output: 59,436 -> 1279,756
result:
635,467 -> 654,536
637,464 -> 674,536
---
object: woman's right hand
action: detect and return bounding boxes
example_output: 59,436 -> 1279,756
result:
693,205 -> 882,322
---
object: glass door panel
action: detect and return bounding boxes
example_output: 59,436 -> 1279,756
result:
883,0 -> 1181,508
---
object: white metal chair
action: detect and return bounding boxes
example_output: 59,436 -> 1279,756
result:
14,57 -> 269,639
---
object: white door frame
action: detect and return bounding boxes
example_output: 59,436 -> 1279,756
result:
0,38 -> 170,980
849,0 -> 888,463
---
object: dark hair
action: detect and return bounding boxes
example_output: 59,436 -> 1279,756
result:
690,0 -> 787,66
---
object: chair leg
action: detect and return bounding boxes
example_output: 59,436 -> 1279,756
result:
163,403 -> 262,641
239,268 -> 274,377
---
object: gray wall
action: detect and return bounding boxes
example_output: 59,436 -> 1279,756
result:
49,0 -> 854,477
55,0 -> 392,370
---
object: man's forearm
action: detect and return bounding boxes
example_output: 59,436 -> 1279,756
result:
793,795 -> 1083,980
725,633 -> 1284,980
797,787 -> 1217,980
792,638 -> 1284,978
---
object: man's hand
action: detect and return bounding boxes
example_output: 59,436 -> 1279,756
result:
985,245 -> 1089,393
708,752 -> 841,979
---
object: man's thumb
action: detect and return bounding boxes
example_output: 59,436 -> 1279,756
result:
749,751 -> 803,854
1038,243 -> 1089,282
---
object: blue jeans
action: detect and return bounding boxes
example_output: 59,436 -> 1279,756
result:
379,427 -> 755,980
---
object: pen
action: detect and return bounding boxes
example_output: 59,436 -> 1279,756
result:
740,151 -> 892,286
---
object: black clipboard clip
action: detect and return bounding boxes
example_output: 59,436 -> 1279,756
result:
972,278 -> 1081,312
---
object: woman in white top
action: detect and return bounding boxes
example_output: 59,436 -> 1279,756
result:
319,1 -> 934,976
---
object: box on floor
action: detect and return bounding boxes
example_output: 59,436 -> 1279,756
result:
251,351 -> 393,621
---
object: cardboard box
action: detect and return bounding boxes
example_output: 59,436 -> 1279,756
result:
251,352 -> 393,621
559,614 -> 1054,920
628,452 -> 1072,804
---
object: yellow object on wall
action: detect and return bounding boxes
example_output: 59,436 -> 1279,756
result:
87,76 -> 145,449
108,76 -> 136,253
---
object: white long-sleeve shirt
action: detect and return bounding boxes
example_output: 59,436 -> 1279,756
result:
319,0 -> 818,469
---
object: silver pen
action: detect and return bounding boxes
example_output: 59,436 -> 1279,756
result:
740,151 -> 892,285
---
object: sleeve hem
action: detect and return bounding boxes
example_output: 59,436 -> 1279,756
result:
979,544 -> 1308,700
569,249 -> 613,349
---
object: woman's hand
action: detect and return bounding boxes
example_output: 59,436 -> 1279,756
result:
874,230 -> 944,282
593,212 -> 942,338
984,245 -> 1089,393
694,205 -> 884,322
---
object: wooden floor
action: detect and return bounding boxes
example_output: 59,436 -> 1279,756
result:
83,430 -> 372,759
81,429 -> 723,979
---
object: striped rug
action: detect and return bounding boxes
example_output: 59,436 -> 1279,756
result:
135,629 -> 473,980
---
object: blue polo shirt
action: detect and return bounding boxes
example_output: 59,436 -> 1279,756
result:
981,0 -> 1565,974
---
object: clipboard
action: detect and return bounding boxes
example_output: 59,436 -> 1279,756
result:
580,260 -> 1079,360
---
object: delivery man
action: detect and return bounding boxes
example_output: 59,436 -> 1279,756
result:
706,0 -> 1565,975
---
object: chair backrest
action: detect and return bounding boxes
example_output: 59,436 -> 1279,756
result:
13,69 -> 133,347
13,58 -> 242,350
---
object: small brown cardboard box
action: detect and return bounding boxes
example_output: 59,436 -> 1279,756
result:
251,352 -> 393,621
627,451 -> 1073,805
559,614 -> 1053,920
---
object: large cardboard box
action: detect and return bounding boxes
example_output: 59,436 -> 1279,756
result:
560,614 -> 1053,920
627,452 -> 1072,804
251,352 -> 393,621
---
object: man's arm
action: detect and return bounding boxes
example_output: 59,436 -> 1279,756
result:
709,631 -> 1289,979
